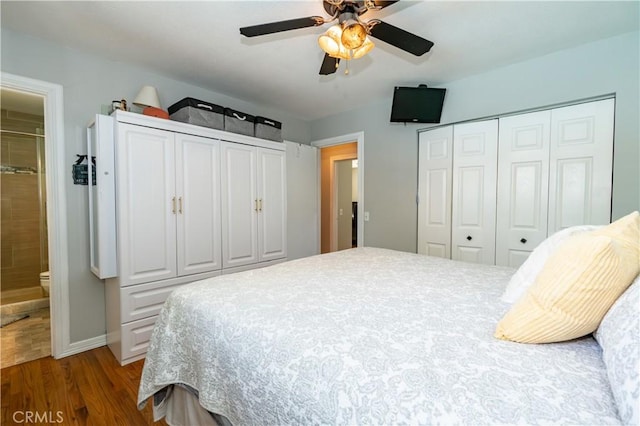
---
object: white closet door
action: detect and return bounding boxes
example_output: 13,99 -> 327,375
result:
221,142 -> 258,268
117,124 -> 176,285
175,134 -> 222,276
451,120 -> 498,265
257,148 -> 287,262
417,126 -> 453,258
548,98 -> 614,232
496,110 -> 551,268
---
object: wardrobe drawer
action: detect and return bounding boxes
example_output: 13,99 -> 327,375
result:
121,280 -> 186,323
121,316 -> 158,362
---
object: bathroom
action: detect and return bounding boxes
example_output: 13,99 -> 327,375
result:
0,88 -> 51,369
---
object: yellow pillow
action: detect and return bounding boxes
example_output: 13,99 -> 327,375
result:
592,211 -> 640,249
495,211 -> 640,343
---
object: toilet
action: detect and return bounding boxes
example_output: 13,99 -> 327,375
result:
40,271 -> 50,296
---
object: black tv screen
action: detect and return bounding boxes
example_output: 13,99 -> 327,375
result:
390,86 -> 446,123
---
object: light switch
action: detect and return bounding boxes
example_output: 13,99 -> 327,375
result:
364,211 -> 370,221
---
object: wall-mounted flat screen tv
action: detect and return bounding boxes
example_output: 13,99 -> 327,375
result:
390,86 -> 446,123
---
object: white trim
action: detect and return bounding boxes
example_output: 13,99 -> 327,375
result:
311,131 -> 365,249
1,72 -> 69,359
58,334 -> 107,358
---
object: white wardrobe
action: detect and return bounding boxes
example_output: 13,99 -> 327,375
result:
88,110 -> 287,365
417,98 -> 614,267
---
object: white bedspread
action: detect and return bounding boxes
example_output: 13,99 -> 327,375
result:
138,247 -> 620,425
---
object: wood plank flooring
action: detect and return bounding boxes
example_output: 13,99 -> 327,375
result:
1,346 -> 167,426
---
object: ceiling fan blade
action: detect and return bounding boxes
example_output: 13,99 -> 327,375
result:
319,54 -> 340,75
367,1 -> 400,10
240,16 -> 325,37
368,20 -> 434,56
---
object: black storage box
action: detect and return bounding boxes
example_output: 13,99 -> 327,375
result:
168,97 -> 224,130
224,108 -> 255,137
254,116 -> 283,142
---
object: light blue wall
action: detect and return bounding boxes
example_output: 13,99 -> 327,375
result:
311,31 -> 640,253
1,29 -> 311,343
2,26 -> 638,345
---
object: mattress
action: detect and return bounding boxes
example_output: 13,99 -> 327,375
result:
138,247 -> 620,424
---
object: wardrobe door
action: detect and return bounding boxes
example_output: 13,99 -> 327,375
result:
221,142 -> 259,268
256,147 -> 287,262
548,99 -> 614,232
116,123 -> 177,286
417,126 -> 453,258
175,133 -> 222,276
496,110 -> 551,268
451,120 -> 498,265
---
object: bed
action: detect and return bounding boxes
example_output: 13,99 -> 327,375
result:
138,227 -> 640,425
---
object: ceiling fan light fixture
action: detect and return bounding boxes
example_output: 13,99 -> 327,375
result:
341,20 -> 367,49
318,24 -> 350,59
351,36 -> 374,59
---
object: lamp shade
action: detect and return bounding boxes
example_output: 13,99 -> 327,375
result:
341,21 -> 367,49
133,85 -> 161,109
319,25 -> 343,58
352,36 -> 374,59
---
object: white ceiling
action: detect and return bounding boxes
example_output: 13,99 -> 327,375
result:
2,1 -> 638,121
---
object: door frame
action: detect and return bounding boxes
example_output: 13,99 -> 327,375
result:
1,72 -> 69,358
311,131 -> 364,251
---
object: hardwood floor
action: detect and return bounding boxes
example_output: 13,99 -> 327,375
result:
1,346 -> 167,425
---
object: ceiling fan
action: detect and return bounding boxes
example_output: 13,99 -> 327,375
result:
239,0 -> 434,75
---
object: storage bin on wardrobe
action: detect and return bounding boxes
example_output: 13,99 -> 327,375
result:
224,108 -> 254,136
254,116 -> 283,142
168,97 -> 224,130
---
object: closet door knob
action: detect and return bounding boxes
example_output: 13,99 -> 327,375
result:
466,236 -> 472,241
520,238 -> 527,244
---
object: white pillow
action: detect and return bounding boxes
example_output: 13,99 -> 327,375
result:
500,224 -> 603,304
594,274 -> 640,426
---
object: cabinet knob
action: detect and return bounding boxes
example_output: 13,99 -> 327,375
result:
520,238 -> 527,244
466,236 -> 472,241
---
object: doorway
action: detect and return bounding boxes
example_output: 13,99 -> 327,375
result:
312,132 -> 364,253
0,88 -> 51,368
1,72 -> 69,360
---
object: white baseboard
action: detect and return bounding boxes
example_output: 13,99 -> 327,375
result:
55,334 -> 107,359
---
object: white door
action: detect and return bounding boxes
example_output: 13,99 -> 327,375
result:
221,142 -> 258,268
175,133 -> 222,275
117,123 -> 176,285
548,98 -> 614,232
496,110 -> 551,267
417,126 -> 453,258
451,120 -> 498,265
257,148 -> 287,262
285,142 -> 319,260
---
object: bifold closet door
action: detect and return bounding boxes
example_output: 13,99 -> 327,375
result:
417,126 -> 453,258
548,98 -> 614,232
451,120 -> 498,265
496,110 -> 551,268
